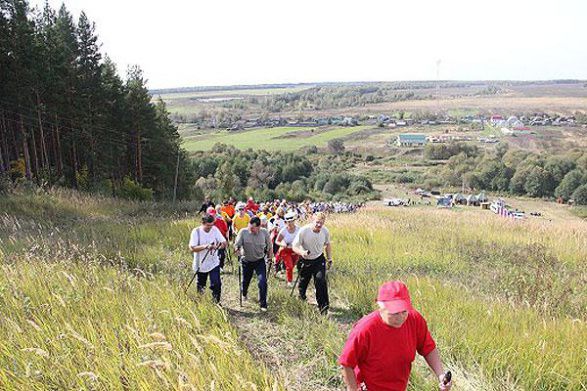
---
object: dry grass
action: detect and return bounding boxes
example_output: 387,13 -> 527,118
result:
2,191 -> 587,390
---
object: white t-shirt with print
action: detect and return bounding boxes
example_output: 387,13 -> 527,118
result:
188,226 -> 226,273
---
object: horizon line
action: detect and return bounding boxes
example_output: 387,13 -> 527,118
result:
149,79 -> 587,93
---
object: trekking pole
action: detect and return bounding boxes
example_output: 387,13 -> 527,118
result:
238,256 -> 243,307
225,242 -> 233,274
184,245 -> 214,294
290,262 -> 302,297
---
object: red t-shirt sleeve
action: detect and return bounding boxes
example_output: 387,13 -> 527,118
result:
415,312 -> 436,357
338,326 -> 368,368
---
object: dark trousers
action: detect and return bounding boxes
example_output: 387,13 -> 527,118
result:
298,254 -> 329,314
242,258 -> 268,308
218,248 -> 226,269
197,265 -> 221,303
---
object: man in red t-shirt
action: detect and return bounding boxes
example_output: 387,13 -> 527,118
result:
339,281 -> 452,391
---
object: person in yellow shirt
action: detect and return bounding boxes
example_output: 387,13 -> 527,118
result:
233,202 -> 251,234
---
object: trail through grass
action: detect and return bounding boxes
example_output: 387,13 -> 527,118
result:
2,191 -> 587,390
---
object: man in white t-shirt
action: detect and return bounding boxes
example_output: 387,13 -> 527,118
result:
188,214 -> 227,303
292,212 -> 333,315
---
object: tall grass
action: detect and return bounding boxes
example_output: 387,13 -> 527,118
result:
2,191 -> 587,390
327,207 -> 587,390
0,258 -> 281,390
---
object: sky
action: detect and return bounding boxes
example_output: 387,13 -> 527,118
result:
31,0 -> 587,90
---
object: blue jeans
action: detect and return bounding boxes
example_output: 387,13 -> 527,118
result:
241,259 -> 267,308
197,265 -> 221,303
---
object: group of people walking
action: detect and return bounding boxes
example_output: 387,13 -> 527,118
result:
190,197 -> 333,314
188,197 -> 452,391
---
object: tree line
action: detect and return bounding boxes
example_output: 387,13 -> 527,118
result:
191,143 -> 378,202
424,142 -> 587,205
0,0 -> 194,200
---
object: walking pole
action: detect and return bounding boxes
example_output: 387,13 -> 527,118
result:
238,256 -> 243,307
184,246 -> 213,294
225,242 -> 233,274
289,267 -> 301,297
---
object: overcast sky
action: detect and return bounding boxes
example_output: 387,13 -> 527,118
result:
31,0 -> 587,89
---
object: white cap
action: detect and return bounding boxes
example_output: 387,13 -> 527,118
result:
284,211 -> 297,221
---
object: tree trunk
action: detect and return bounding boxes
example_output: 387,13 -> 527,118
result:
71,137 -> 78,189
19,115 -> 32,180
36,93 -> 49,171
54,115 -> 63,177
0,132 -> 4,174
30,117 -> 39,179
136,127 -> 142,183
10,115 -> 19,165
0,110 -> 9,172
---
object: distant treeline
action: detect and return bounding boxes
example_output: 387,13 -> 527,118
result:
423,143 -> 587,204
191,143 -> 378,203
150,83 -> 318,95
154,79 -> 586,96
256,81 -> 520,113
0,0 -> 194,200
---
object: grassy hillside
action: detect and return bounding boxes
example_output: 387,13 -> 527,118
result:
2,190 -> 587,390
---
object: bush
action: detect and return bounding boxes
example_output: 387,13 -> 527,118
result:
572,184 -> 587,205
0,172 -> 12,194
327,138 -> 345,154
116,177 -> 154,201
555,169 -> 584,201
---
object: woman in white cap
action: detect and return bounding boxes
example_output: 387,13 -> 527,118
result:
232,202 -> 250,235
275,211 -> 300,286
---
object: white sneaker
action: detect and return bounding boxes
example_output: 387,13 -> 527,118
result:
242,295 -> 248,302
260,307 -> 267,312
286,282 -> 293,287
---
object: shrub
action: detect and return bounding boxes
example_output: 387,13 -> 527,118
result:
0,172 -> 12,194
555,169 -> 584,201
116,177 -> 154,201
327,138 -> 345,154
572,184 -> 587,205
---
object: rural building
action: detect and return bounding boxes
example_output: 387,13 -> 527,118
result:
397,134 -> 427,147
490,115 -> 504,125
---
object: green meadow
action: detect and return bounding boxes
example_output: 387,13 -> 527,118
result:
181,125 -> 373,152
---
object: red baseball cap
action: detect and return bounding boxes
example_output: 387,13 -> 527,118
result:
377,281 -> 413,313
206,206 -> 216,215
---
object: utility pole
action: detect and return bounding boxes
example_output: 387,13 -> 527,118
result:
173,148 -> 180,203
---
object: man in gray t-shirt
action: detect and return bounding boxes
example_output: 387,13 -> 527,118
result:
235,217 -> 273,311
293,212 -> 333,314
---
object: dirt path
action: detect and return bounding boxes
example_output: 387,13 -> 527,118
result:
213,260 -> 512,391
218,263 -> 349,391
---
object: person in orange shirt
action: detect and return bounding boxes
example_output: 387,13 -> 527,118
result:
221,200 -> 235,239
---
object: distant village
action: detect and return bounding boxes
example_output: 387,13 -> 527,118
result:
211,112 -> 584,147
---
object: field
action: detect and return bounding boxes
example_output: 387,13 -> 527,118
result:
2,190 -> 587,390
180,125 -> 373,152
157,82 -> 587,122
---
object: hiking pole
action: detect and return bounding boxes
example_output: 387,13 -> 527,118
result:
225,242 -> 232,273
184,245 -> 214,294
238,256 -> 243,307
290,262 -> 302,297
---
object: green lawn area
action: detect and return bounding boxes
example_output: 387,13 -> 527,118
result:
181,125 -> 373,152
154,86 -> 314,101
